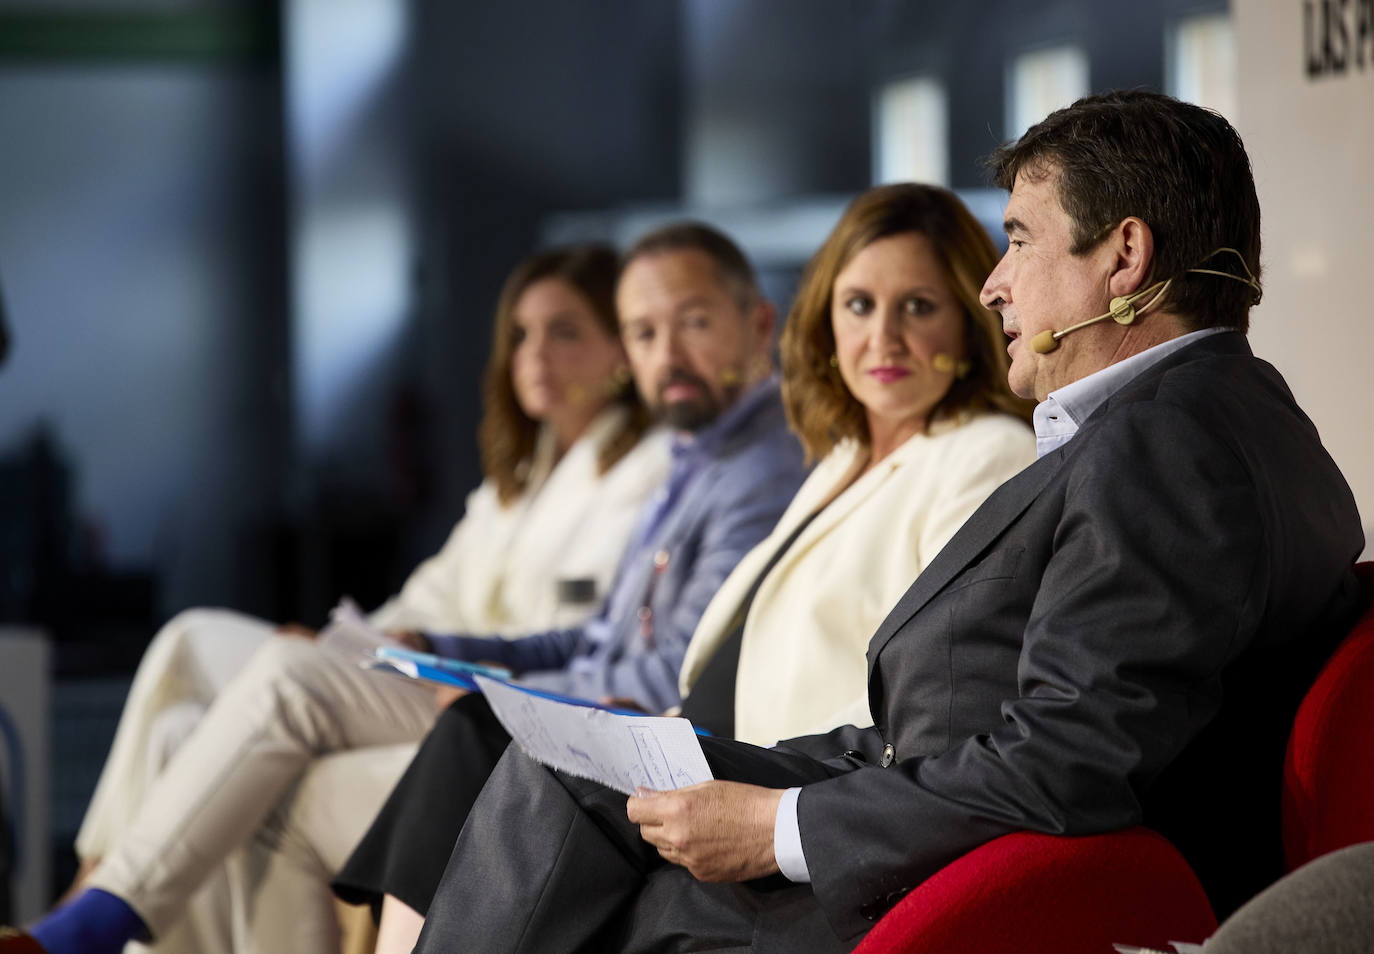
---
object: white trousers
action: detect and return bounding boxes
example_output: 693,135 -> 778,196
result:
78,609 -> 276,861
78,609 -> 272,954
228,743 -> 418,953
86,635 -> 436,950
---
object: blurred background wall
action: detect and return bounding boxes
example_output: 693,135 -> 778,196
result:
0,0 -> 1368,911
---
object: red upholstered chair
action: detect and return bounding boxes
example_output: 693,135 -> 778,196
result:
852,827 -> 1216,954
1281,561 -> 1374,871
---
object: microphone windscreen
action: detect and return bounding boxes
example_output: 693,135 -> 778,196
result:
1030,330 -> 1059,354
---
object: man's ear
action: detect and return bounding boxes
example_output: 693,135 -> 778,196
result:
1108,217 -> 1155,298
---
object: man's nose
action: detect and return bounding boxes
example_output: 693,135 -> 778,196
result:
980,257 -> 1009,309
657,325 -> 687,365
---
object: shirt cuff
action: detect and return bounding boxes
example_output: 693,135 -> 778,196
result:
773,786 -> 811,883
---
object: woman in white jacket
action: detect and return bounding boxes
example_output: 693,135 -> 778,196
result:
66,244 -> 668,954
677,183 -> 1036,745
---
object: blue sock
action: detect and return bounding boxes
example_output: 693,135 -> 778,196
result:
29,888 -> 147,954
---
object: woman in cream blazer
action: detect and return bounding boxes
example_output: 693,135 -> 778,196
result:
67,245 -> 669,953
680,184 -> 1036,747
681,413 -> 1031,745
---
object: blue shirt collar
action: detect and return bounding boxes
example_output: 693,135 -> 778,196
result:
1033,328 -> 1231,458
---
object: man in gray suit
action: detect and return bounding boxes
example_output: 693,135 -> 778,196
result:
412,91 -> 1365,953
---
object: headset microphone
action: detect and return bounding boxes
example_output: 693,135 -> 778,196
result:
1026,247 -> 1263,356
1029,293 -> 1144,355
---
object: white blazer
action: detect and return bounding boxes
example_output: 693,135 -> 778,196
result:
679,411 -> 1035,746
370,407 -> 670,636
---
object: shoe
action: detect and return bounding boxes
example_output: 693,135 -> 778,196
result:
0,928 -> 46,953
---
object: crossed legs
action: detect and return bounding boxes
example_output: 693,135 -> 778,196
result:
415,739 -> 856,954
84,637 -> 437,941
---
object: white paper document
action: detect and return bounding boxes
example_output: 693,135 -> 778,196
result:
474,674 -> 713,795
317,598 -> 399,659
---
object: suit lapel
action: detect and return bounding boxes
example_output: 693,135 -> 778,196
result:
862,333 -> 1257,672
865,450 -> 1064,668
774,443 -> 901,576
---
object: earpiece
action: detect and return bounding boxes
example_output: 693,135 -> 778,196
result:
1108,296 -> 1136,325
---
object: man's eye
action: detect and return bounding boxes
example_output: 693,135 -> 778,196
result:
1008,239 -> 1027,249
683,313 -> 711,331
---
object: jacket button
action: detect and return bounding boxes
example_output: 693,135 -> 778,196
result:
880,743 -> 895,767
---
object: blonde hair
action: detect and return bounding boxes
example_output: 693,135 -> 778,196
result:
780,183 -> 1032,461
480,244 -> 650,504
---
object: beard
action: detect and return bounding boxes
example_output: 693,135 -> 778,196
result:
654,368 -> 737,432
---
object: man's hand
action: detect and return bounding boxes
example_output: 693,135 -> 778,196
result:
627,780 -> 784,882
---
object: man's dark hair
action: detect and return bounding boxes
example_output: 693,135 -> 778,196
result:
988,89 -> 1261,332
621,221 -> 761,311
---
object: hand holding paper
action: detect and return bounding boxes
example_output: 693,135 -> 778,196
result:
472,676 -> 780,884
627,780 -> 784,882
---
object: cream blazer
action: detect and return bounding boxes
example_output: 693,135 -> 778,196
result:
678,411 -> 1035,746
370,407 -> 670,636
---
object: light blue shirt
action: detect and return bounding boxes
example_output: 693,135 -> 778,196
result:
578,376 -> 784,653
773,327 -> 1235,884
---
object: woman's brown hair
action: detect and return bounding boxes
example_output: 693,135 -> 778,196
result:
479,244 -> 650,505
780,183 -> 1032,461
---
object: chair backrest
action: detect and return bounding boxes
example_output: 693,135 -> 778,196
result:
1281,561 -> 1374,871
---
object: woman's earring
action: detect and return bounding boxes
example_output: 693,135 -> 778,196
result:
828,353 -> 839,368
933,353 -> 973,378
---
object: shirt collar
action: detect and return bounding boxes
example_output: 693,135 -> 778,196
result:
1033,328 -> 1231,458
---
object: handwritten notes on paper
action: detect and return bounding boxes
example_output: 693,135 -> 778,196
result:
474,675 -> 713,795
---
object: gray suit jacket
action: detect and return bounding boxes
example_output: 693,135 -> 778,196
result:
786,333 -> 1363,939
